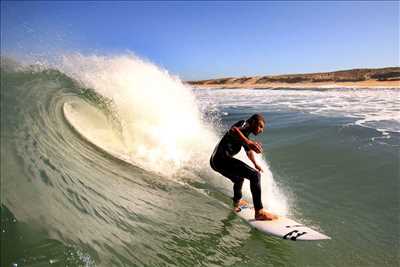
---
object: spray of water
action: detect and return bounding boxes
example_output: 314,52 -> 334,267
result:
57,53 -> 288,215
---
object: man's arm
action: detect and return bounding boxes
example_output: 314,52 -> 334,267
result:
246,150 -> 263,172
230,126 -> 263,153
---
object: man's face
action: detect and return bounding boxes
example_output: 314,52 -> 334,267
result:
252,120 -> 265,135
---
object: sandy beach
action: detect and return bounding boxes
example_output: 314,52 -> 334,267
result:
189,79 -> 400,89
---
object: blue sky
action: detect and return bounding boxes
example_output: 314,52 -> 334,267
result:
1,1 -> 399,80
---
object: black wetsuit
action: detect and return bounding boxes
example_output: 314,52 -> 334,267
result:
210,120 -> 263,210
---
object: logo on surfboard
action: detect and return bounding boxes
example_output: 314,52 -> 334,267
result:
283,230 -> 307,240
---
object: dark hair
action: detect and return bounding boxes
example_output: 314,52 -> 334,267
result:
247,113 -> 265,125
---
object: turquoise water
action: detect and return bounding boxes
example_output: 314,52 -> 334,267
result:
1,57 -> 399,266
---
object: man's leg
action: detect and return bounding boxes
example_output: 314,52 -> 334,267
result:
232,178 -> 244,203
228,160 -> 277,220
218,157 -> 263,210
211,157 -> 277,220
211,157 -> 246,206
247,170 -> 263,210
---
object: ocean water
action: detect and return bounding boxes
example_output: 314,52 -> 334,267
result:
1,55 -> 399,267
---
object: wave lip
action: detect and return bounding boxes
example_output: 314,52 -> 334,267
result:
56,53 -> 216,175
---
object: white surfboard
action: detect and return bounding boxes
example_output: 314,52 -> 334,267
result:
236,204 -> 330,241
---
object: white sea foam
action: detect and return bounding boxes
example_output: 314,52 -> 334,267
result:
58,53 -> 215,174
195,88 -> 400,135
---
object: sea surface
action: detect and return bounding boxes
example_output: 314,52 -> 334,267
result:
1,55 -> 399,267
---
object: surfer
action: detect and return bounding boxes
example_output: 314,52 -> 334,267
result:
210,114 -> 278,220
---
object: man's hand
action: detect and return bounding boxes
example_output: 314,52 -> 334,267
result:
246,140 -> 263,154
231,127 -> 263,154
246,150 -> 264,173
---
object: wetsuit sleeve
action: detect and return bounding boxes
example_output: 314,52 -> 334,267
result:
232,120 -> 246,129
232,120 -> 250,151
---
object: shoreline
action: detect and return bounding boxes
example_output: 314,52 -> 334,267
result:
189,80 -> 400,90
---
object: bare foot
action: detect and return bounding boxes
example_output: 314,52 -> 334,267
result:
233,199 -> 249,212
254,209 -> 278,220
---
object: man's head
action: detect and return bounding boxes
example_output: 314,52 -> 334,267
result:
247,114 -> 265,135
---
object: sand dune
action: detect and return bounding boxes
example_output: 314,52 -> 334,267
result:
187,67 -> 400,89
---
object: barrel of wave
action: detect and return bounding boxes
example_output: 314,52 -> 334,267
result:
57,53 -> 217,176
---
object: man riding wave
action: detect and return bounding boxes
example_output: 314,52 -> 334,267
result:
210,114 -> 278,220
